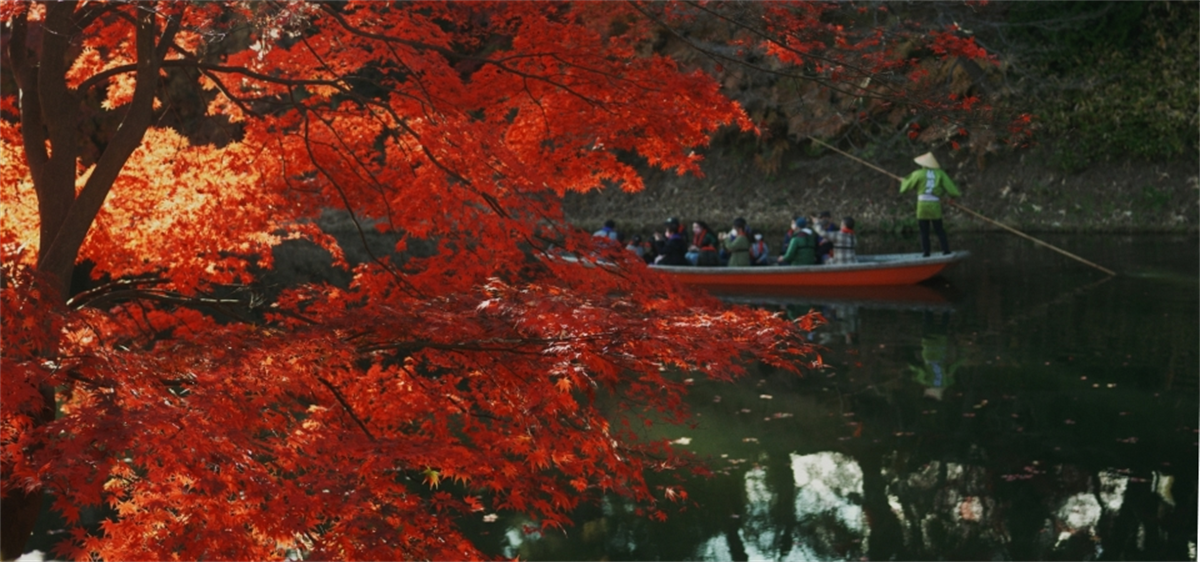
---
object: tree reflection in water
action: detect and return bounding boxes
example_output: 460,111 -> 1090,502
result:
698,453 -> 866,561
476,235 -> 1197,561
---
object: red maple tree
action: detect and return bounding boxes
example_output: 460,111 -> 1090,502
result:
1,2 -> 994,560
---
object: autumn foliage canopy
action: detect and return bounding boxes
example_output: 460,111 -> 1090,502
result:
0,2 -> 996,559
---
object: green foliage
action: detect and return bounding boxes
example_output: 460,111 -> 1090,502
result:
882,216 -> 918,235
1020,2 -> 1199,171
1007,2 -> 1148,70
1141,185 -> 1171,211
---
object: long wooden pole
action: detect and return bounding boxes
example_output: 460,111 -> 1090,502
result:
808,137 -> 1116,276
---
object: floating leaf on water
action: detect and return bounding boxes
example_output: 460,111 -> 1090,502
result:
740,408 -> 752,414
483,513 -> 499,523
742,437 -> 759,443
712,395 -> 722,403
759,394 -> 773,400
670,437 -> 692,445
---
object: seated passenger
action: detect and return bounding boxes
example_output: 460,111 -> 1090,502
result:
826,216 -> 858,264
593,219 -> 619,242
781,213 -> 804,249
813,211 -> 835,263
721,217 -> 752,267
686,221 -> 720,266
749,233 -> 770,265
777,217 -> 818,266
626,234 -> 645,259
654,217 -> 689,265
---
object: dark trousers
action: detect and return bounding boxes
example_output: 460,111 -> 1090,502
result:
918,219 -> 950,256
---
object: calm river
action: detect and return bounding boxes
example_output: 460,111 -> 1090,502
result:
466,232 -> 1199,561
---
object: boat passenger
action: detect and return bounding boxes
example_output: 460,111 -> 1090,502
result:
654,217 -> 689,265
900,152 -> 961,256
686,221 -> 720,266
826,216 -> 858,264
780,213 -> 804,250
643,233 -> 660,263
626,234 -> 645,259
593,219 -> 619,242
721,218 -> 752,267
816,210 -> 836,263
777,217 -> 818,265
816,210 -> 836,233
749,233 -> 770,265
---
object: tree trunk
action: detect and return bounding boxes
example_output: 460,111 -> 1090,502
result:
0,4 -> 177,558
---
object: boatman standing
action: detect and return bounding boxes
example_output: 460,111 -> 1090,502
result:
900,152 -> 961,257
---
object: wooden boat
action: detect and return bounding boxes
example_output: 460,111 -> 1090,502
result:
713,282 -> 957,311
652,251 -> 969,289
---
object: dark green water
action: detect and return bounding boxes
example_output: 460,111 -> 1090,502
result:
468,233 -> 1199,561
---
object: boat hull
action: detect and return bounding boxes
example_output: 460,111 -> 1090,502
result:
652,251 -> 969,289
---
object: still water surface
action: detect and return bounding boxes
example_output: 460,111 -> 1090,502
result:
468,233 -> 1199,561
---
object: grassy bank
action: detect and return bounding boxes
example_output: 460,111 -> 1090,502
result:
563,144 -> 1198,238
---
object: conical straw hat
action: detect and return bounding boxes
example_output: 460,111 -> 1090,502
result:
914,152 -> 940,169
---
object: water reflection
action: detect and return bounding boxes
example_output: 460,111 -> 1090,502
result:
911,310 -> 962,401
472,235 -> 1197,562
697,453 -> 867,562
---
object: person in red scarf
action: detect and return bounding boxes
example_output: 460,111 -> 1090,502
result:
826,216 -> 858,264
686,220 -> 720,266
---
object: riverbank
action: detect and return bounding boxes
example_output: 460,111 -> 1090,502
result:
563,143 -> 1198,237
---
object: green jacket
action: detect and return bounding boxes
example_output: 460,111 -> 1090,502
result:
900,167 -> 961,220
722,233 -> 752,267
780,230 -> 817,265
909,334 -> 963,389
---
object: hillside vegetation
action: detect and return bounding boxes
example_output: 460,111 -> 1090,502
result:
565,1 -> 1198,235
